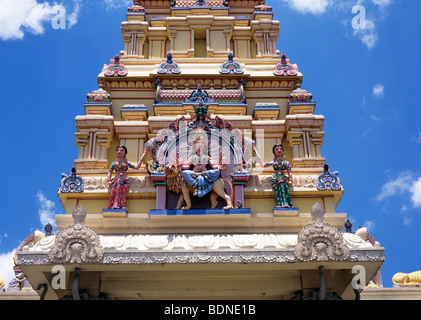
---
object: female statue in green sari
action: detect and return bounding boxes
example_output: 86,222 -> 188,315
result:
264,144 -> 293,208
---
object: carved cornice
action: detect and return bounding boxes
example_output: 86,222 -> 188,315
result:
17,248 -> 384,266
103,250 -> 298,264
98,78 -> 298,92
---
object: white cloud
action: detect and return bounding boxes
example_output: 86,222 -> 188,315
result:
36,190 -> 57,230
353,17 -> 378,50
372,83 -> 384,98
0,0 -> 80,41
355,1 -> 393,49
376,171 -> 421,210
410,177 -> 421,208
279,0 -> 392,50
0,233 -> 7,245
363,220 -> 375,231
281,0 -> 331,14
103,0 -> 131,9
67,0 -> 81,29
372,0 -> 392,7
0,250 -> 16,290
403,217 -> 412,225
359,125 -> 373,139
376,171 -> 412,201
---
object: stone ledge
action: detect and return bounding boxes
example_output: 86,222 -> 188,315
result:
0,291 -> 40,300
361,287 -> 421,300
54,211 -> 347,234
150,208 -> 251,216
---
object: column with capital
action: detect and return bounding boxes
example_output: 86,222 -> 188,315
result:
74,116 -> 114,170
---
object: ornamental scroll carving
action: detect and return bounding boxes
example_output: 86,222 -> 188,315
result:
60,167 -> 84,193
157,52 -> 181,74
48,206 -> 103,264
104,54 -> 128,77
294,202 -> 349,262
220,53 -> 244,74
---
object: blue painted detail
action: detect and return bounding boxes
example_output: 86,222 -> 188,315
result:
253,106 -> 281,111
120,105 -> 147,111
272,207 -> 299,213
103,208 -> 128,214
317,164 -> 342,191
187,86 -> 214,103
220,53 -> 244,74
150,208 -> 251,216
252,105 -> 281,117
60,167 -> 84,193
288,102 -> 316,106
157,52 -> 181,74
84,102 -> 112,107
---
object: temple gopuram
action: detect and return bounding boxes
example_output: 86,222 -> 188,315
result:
7,0 -> 388,300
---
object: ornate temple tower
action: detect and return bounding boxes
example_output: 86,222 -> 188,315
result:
15,0 -> 384,300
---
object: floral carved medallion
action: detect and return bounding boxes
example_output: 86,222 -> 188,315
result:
48,206 -> 103,264
294,202 -> 349,262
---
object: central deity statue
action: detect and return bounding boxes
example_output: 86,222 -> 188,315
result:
180,129 -> 225,198
164,128 -> 234,210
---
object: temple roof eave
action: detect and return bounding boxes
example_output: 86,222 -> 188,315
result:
15,233 -> 385,300
15,246 -> 384,300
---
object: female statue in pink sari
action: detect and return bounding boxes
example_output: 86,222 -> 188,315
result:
107,145 -> 145,209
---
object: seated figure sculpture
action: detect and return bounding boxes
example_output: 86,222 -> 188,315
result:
164,129 -> 233,210
181,129 -> 223,197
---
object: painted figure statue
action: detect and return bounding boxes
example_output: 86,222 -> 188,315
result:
264,144 -> 294,208
181,129 -> 224,197
164,129 -> 234,210
107,145 -> 144,209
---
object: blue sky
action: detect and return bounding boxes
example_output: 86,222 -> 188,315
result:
0,0 -> 420,290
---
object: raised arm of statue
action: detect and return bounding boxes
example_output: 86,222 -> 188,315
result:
132,146 -> 151,170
